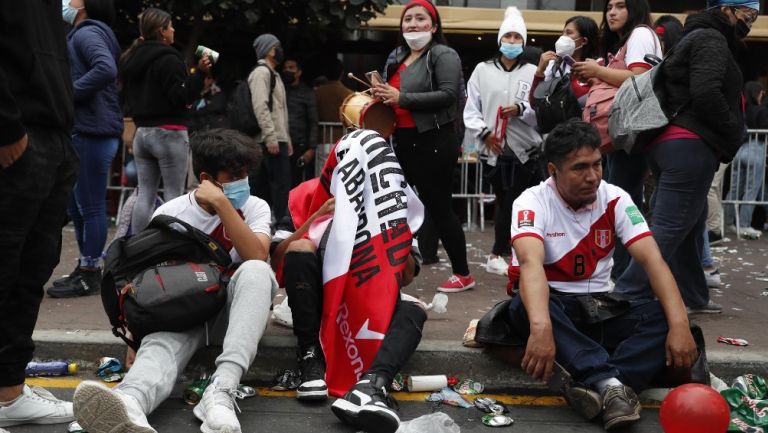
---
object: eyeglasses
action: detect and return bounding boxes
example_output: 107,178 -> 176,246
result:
733,7 -> 758,25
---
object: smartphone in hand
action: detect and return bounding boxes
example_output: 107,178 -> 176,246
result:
561,55 -> 575,66
366,70 -> 384,86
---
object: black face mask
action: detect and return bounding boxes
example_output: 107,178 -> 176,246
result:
274,47 -> 284,64
735,19 -> 751,40
281,70 -> 296,84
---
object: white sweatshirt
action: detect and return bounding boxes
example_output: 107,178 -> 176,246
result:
463,60 -> 542,166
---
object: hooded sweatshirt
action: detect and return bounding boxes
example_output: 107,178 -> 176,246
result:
67,19 -> 123,137
120,40 -> 204,127
0,0 -> 73,146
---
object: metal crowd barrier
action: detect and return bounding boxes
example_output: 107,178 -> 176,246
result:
721,129 -> 768,239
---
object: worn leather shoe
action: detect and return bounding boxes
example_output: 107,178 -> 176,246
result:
602,385 -> 641,430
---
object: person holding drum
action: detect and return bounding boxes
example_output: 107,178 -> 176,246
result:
464,7 -> 544,277
372,0 -> 475,293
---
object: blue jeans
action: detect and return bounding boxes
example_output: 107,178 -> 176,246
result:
606,151 -> 647,280
725,140 -> 766,227
701,226 -> 714,268
67,134 -> 119,268
617,138 -> 718,309
507,294 -> 669,392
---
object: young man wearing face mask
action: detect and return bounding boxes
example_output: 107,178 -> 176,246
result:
73,129 -> 278,433
463,7 -> 544,276
282,57 -> 319,187
248,33 -> 292,222
615,0 -> 756,315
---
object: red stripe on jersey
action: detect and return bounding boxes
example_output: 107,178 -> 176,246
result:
625,231 -> 652,248
508,197 -> 621,289
208,209 -> 246,253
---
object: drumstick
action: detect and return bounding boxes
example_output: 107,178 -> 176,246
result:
347,73 -> 372,88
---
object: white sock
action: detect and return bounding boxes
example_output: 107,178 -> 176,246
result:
595,377 -> 623,394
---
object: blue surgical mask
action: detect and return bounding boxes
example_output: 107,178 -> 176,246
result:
62,0 -> 81,25
500,42 -> 524,60
221,177 -> 250,209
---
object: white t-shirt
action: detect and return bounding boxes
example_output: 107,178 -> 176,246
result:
623,26 -> 662,70
509,178 -> 651,294
153,193 -> 272,264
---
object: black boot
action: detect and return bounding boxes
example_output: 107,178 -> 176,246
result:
331,373 -> 399,433
296,345 -> 327,401
46,268 -> 101,298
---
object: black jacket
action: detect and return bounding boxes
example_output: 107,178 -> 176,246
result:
121,41 -> 204,127
660,12 -> 745,162
0,0 -> 73,146
385,43 -> 463,133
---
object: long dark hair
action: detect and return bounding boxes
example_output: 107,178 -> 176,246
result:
84,0 -> 115,26
600,0 -> 653,59
118,8 -> 172,74
654,15 -> 683,54
565,15 -> 600,60
745,81 -> 764,107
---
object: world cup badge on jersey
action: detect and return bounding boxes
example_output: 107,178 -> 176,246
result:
595,229 -> 612,249
518,210 -> 535,228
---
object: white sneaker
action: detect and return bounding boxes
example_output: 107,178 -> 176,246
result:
705,269 -> 722,288
193,377 -> 241,433
485,256 -> 508,276
0,385 -> 73,427
73,381 -> 155,433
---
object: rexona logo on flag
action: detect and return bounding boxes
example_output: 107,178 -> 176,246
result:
309,130 -> 424,397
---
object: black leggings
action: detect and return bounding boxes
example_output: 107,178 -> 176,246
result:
394,126 -> 470,276
283,251 -> 426,384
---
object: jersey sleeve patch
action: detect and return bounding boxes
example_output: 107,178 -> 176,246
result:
518,209 -> 535,228
625,205 -> 645,225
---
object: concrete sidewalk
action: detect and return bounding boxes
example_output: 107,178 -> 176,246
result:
33,224 -> 768,389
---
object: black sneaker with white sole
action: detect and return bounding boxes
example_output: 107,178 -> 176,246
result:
331,373 -> 399,433
296,346 -> 328,401
46,268 -> 101,298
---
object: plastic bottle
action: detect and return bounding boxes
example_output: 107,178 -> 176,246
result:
25,361 -> 78,377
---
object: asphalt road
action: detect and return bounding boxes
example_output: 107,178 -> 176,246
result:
8,382 -> 665,433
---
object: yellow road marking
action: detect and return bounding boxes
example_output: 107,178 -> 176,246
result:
25,378 -> 659,408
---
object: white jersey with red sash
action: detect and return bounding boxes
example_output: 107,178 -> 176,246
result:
152,192 -> 272,265
508,178 -> 650,295
291,129 -> 424,396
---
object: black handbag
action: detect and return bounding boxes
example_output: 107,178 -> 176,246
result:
533,69 -> 582,134
474,299 -> 526,347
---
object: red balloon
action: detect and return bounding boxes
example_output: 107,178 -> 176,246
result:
660,384 -> 731,433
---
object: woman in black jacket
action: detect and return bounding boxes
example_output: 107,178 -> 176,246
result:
616,1 -> 757,314
372,0 -> 474,293
119,8 -> 211,232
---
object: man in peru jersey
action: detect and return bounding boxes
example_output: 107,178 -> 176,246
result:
507,120 -> 698,431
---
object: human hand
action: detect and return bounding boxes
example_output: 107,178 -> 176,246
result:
521,324 -> 556,381
266,141 -> 279,155
195,179 -> 228,210
125,346 -> 136,369
665,325 -> 698,369
373,83 -> 400,106
501,104 -> 520,118
483,133 -> 503,155
197,55 -> 212,73
318,197 -> 335,216
0,134 -> 28,168
571,59 -> 602,81
537,51 -> 557,76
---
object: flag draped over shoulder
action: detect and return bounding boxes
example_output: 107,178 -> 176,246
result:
290,129 -> 424,397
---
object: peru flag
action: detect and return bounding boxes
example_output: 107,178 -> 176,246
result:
294,130 -> 423,397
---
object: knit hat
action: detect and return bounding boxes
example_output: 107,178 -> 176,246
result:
706,0 -> 760,12
402,0 -> 438,22
252,34 -> 280,60
497,7 -> 527,45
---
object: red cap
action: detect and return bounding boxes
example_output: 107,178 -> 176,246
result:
402,0 -> 437,22
655,25 -> 665,36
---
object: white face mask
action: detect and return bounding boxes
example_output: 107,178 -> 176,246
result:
403,31 -> 433,51
555,35 -> 577,57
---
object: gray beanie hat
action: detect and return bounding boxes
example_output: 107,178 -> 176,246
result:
253,34 -> 280,59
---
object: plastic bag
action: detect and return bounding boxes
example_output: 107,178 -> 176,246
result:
271,297 -> 293,328
396,412 -> 461,433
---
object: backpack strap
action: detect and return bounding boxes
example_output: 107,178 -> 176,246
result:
255,63 -> 277,112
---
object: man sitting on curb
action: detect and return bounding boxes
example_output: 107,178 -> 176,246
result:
72,129 -> 278,433
506,120 -> 698,431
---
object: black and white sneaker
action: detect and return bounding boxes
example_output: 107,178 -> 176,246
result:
331,373 -> 399,433
46,268 -> 101,298
296,346 -> 328,401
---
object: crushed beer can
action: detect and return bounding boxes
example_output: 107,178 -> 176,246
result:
271,369 -> 300,391
474,397 -> 509,414
721,374 -> 768,432
183,374 -> 212,405
391,373 -> 405,391
426,387 -> 473,408
481,414 -> 514,427
453,379 -> 484,395
718,336 -> 749,346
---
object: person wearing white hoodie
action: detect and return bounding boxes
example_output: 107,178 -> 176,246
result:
464,7 -> 544,276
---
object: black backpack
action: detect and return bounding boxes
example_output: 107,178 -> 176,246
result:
101,215 -> 232,350
227,64 -> 276,136
532,67 -> 582,134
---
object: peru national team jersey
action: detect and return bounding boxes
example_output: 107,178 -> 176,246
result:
509,178 -> 651,294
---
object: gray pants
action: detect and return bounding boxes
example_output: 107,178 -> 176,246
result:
131,127 -> 189,232
116,260 -> 277,414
